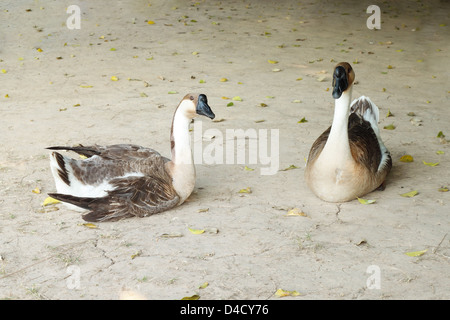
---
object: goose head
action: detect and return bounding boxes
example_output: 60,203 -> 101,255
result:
178,93 -> 215,120
332,62 -> 355,99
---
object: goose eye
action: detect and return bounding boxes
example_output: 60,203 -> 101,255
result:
190,96 -> 194,101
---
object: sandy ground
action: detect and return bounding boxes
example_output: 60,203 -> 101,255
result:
0,0 -> 449,300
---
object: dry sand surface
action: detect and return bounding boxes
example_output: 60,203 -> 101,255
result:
0,0 -> 449,300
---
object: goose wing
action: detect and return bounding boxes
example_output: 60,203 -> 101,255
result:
49,173 -> 180,222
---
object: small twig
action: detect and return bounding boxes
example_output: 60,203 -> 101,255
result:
432,233 -> 447,254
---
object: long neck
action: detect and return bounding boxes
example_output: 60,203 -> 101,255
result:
169,106 -> 196,203
322,88 -> 353,160
171,111 -> 193,165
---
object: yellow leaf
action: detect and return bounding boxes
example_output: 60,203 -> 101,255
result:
42,197 -> 60,206
275,288 -> 300,298
147,20 -> 155,25
232,96 -> 242,101
220,78 -> 228,82
357,198 -> 376,205
4,94 -> 9,98
279,165 -> 299,171
80,85 -> 93,88
386,109 -> 394,117
400,190 -> 418,197
438,187 -> 448,192
1,69 -> 7,74
181,295 -> 200,300
287,208 -> 307,217
238,187 -> 252,194
111,76 -> 119,81
436,150 -> 444,155
422,160 -> 439,167
81,223 -> 98,229
32,187 -> 41,194
110,48 -> 116,51
131,250 -> 142,259
268,59 -> 278,64
297,117 -> 308,123
188,227 -> 205,235
383,124 -> 396,130
197,208 -> 209,213
198,282 -> 209,289
405,249 -> 427,257
296,77 -> 303,81
387,65 -> 394,69
37,48 -> 43,52
244,166 -> 254,171
400,155 -> 414,162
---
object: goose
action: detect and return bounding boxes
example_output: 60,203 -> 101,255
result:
47,93 -> 215,222
305,62 -> 392,202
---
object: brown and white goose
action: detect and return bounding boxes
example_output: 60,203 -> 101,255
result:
305,62 -> 392,202
47,93 -> 215,222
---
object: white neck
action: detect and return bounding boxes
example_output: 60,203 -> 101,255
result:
169,101 -> 196,203
321,88 -> 353,163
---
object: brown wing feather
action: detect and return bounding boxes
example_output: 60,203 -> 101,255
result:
306,126 -> 331,165
49,174 -> 180,222
347,113 -> 382,174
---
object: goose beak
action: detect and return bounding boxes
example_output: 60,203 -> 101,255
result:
332,66 -> 348,99
196,94 -> 215,119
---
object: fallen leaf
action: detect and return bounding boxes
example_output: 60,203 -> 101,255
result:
111,76 -> 119,81
275,289 -> 300,298
286,208 -> 307,217
131,250 -> 142,259
422,160 -> 439,167
220,78 -> 228,82
296,77 -> 303,81
436,150 -> 444,155
279,165 -> 299,171
386,109 -> 394,117
181,295 -> 200,300
80,223 -> 98,229
232,96 -> 242,101
357,198 -> 376,205
226,102 -> 234,107
188,227 -> 205,235
159,233 -> 183,238
259,103 -> 268,107
438,187 -> 449,192
80,85 -> 93,88
37,48 -> 43,52
383,124 -> 396,130
198,282 -> 209,289
147,20 -> 155,25
405,249 -> 427,257
110,48 -> 116,51
437,131 -> 445,138
238,187 -> 252,194
197,208 -> 209,213
297,117 -> 308,123
400,190 -> 418,197
400,155 -> 414,162
42,197 -> 60,206
1,69 -> 6,74
212,118 -> 225,123
244,166 -> 254,171
268,59 -> 278,64
32,187 -> 41,194
272,68 -> 281,72
168,91 -> 178,94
